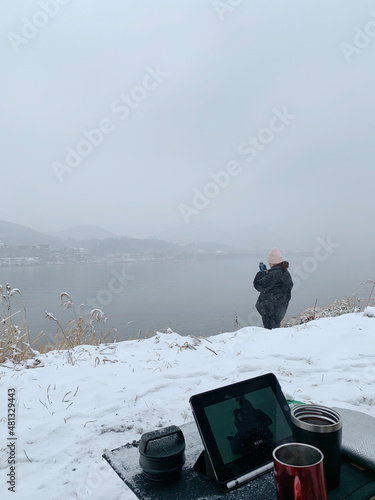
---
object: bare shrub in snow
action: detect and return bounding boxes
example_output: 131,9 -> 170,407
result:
41,294 -> 113,355
0,285 -> 115,366
282,296 -> 362,327
0,283 -> 36,364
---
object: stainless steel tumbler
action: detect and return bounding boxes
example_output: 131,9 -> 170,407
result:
291,405 -> 342,490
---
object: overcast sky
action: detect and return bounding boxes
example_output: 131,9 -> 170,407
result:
1,0 -> 375,252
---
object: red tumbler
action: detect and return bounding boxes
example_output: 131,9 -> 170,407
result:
273,443 -> 328,500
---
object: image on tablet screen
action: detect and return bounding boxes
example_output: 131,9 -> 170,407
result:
204,387 -> 291,466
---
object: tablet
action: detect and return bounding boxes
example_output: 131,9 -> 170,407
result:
189,373 -> 292,492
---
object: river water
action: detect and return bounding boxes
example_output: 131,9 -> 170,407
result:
0,252 -> 371,343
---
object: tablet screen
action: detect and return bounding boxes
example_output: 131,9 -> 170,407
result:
204,386 -> 291,466
190,373 -> 292,489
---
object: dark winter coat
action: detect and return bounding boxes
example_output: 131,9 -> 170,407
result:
253,263 -> 293,329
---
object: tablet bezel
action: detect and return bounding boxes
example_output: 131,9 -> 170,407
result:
189,373 -> 293,491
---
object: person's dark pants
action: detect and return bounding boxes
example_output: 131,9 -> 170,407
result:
261,304 -> 288,330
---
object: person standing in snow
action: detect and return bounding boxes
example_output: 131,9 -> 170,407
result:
253,247 -> 293,329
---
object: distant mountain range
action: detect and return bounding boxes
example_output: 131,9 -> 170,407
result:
0,220 -> 63,247
0,221 -> 238,256
52,225 -> 119,241
4,219 -> 335,257
0,219 -> 302,257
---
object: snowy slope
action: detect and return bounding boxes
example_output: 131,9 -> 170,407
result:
1,312 -> 374,499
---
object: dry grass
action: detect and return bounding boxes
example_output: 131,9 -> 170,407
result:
129,328 -> 156,341
282,295 -> 368,327
0,286 -> 115,365
0,284 -> 34,364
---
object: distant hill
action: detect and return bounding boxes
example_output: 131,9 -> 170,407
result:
0,220 -> 63,247
77,236 -> 235,257
53,225 -> 119,241
152,220 -> 278,252
0,221 -> 236,257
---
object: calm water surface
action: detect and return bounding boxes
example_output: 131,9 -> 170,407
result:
0,253 -> 369,343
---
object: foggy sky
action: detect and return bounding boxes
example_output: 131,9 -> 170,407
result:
1,0 -> 375,253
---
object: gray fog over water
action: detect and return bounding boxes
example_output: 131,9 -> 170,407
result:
1,252 -> 370,343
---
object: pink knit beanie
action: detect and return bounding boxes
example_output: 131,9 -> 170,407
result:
267,247 -> 283,265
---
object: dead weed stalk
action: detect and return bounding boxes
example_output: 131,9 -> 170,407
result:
0,286 -> 115,366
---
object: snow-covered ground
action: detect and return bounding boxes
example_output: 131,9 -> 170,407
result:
1,312 -> 375,499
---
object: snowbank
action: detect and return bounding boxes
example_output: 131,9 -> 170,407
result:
0,312 -> 374,499
364,306 -> 375,317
